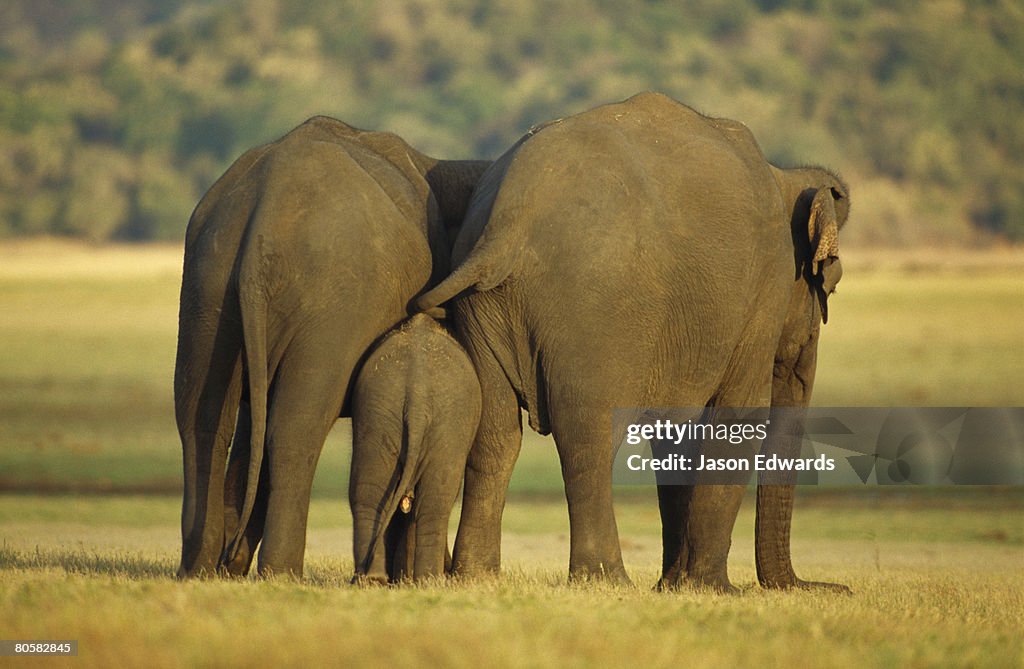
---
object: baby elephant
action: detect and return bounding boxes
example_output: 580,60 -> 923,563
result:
350,313 -> 481,583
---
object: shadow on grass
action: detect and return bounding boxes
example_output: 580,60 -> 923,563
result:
0,544 -> 174,580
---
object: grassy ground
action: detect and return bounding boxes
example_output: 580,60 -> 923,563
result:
1,242 -> 1021,494
1,493 -> 1021,668
1,241 -> 1023,667
815,250 -> 1024,406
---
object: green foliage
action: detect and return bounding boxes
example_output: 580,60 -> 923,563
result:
0,0 -> 1022,241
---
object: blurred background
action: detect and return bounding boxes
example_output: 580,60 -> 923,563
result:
1,0 -> 1022,245
0,0 -> 1022,495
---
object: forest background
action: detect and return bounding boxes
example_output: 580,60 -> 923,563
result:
2,0 -> 1022,246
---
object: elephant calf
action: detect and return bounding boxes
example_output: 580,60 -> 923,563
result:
350,313 -> 482,583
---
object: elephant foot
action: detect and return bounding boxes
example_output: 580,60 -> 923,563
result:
215,564 -> 249,579
177,551 -> 222,579
449,545 -> 502,580
654,573 -> 686,593
351,574 -> 390,587
218,551 -> 254,578
255,563 -> 302,581
654,558 -> 689,592
699,580 -> 741,595
409,573 -> 449,587
802,580 -> 852,594
656,572 -> 741,595
680,549 -> 738,594
682,568 -> 741,595
567,563 -> 633,587
761,577 -> 852,594
654,578 -> 674,593
686,579 -> 741,595
176,565 -> 213,580
448,562 -> 501,581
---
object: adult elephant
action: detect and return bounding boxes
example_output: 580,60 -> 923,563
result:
175,116 -> 489,578
416,92 -> 848,591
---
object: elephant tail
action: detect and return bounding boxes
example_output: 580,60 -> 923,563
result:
413,243 -> 513,312
413,173 -> 528,312
414,126 -> 543,313
223,265 -> 270,564
368,404 -> 427,571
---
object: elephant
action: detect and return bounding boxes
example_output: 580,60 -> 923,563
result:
415,92 -> 849,591
349,313 -> 481,584
175,115 -> 490,578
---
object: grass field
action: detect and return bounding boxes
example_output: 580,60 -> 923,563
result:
1,240 -> 1023,667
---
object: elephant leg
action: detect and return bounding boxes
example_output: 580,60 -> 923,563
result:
413,450 -> 462,582
351,504 -> 390,585
682,483 -> 745,592
655,483 -> 693,590
683,365 -> 772,592
257,419 -> 333,578
412,508 -> 449,582
221,399 -> 269,576
451,351 -> 522,577
387,513 -> 415,583
256,347 -> 348,578
561,457 -> 630,583
552,413 -> 630,584
176,323 -> 242,579
179,427 -> 233,578
651,433 -> 697,590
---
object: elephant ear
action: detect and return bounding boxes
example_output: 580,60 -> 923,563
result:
806,187 -> 843,323
808,188 -> 840,272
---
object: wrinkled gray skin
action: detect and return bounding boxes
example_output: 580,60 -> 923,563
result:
350,313 -> 482,584
417,92 -> 849,591
175,116 -> 490,578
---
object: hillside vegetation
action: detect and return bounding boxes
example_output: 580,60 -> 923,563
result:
1,0 -> 1022,243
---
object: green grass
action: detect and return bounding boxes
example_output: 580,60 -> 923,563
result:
1,244 -> 1021,493
816,267 -> 1024,406
1,564 -> 1019,668
1,493 -> 1021,668
1,242 -> 1023,666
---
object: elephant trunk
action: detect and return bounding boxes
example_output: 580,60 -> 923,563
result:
755,405 -> 852,593
755,406 -> 802,588
756,352 -> 809,587
755,481 -> 799,587
756,317 -> 849,592
756,304 -> 820,589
